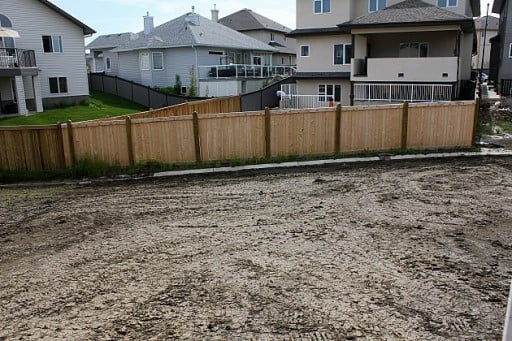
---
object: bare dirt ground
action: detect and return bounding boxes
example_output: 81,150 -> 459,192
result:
1,157 -> 511,340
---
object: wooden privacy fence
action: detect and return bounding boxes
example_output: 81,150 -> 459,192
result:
0,100 -> 478,172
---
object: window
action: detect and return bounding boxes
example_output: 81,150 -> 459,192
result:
509,43 -> 512,58
42,35 -> 62,53
152,52 -> 163,70
314,0 -> 330,14
270,32 -> 275,41
369,0 -> 386,12
49,77 -> 67,94
140,52 -> 150,70
399,42 -> 428,57
300,45 -> 310,57
106,58 -> 111,71
334,44 -> 352,64
437,0 -> 457,7
318,84 -> 341,102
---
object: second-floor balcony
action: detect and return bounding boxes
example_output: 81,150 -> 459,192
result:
0,48 -> 37,70
198,64 -> 295,80
351,57 -> 458,83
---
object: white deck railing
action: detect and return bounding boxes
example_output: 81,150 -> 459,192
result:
279,95 -> 337,109
354,83 -> 453,102
198,64 -> 295,79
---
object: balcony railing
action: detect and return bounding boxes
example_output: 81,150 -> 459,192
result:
352,57 -> 458,82
198,64 -> 295,79
354,83 -> 454,102
279,95 -> 337,109
0,48 -> 37,69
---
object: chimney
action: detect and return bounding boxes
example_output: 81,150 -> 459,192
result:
211,4 -> 219,22
143,12 -> 154,35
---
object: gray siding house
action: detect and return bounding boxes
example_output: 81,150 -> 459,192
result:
87,12 -> 279,97
490,0 -> 512,95
218,8 -> 297,70
287,0 -> 479,106
0,0 -> 94,115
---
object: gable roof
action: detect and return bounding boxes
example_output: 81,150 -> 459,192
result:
38,0 -> 95,35
338,0 -> 474,32
218,9 -> 291,33
87,12 -> 276,53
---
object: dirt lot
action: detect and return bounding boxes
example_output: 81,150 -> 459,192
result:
1,157 -> 511,340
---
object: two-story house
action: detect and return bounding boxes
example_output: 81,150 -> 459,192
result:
87,11 -> 280,98
218,8 -> 297,71
288,0 -> 480,106
490,0 -> 512,95
0,0 -> 94,115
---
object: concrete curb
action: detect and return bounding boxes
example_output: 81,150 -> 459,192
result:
152,149 -> 512,178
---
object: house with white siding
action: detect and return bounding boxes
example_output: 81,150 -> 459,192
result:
287,0 -> 480,107
87,11 -> 280,97
0,0 -> 94,115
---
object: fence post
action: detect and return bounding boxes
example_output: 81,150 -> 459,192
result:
56,123 -> 66,169
265,107 -> 271,160
125,116 -> 135,166
472,96 -> 481,145
66,120 -> 76,165
401,102 -> 409,152
192,111 -> 202,163
335,104 -> 342,155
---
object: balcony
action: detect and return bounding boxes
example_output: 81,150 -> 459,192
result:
0,48 -> 37,70
351,57 -> 458,82
198,64 -> 295,80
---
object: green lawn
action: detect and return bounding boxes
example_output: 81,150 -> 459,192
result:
0,91 -> 147,126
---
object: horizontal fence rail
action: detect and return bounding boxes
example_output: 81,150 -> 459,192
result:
0,99 -> 478,172
354,83 -> 454,102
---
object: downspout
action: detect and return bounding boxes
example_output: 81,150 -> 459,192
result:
455,30 -> 461,100
192,45 -> 199,96
350,33 -> 355,106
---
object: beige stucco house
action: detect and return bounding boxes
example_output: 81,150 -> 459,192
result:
288,0 -> 480,106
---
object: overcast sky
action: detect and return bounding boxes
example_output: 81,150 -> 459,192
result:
48,0 -> 496,44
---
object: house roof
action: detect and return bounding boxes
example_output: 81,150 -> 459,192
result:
287,27 -> 349,37
218,9 -> 291,33
338,0 -> 475,32
38,0 -> 95,35
87,12 -> 276,53
492,0 -> 505,14
474,15 -> 500,30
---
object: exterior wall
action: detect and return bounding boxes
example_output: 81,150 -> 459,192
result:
499,0 -> 512,80
472,27 -> 499,69
296,0 -> 353,29
243,30 -> 297,66
117,51 -> 141,84
459,32 -> 473,80
296,79 -> 351,106
1,0 -> 90,105
296,34 -> 352,72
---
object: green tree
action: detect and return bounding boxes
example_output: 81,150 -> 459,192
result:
188,65 -> 197,97
173,74 -> 182,95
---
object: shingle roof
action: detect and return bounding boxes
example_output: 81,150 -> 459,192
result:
87,12 -> 276,53
339,0 -> 473,30
218,9 -> 291,33
38,0 -> 95,35
87,32 -> 134,49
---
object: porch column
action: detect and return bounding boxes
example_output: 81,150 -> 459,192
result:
32,75 -> 43,113
14,75 -> 28,115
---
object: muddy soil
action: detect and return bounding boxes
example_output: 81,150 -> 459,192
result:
1,157 -> 511,340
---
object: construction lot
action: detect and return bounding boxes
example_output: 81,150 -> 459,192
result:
0,157 -> 511,340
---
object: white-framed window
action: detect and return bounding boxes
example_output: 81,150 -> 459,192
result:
300,45 -> 310,57
509,43 -> 512,58
437,0 -> 457,7
140,52 -> 150,70
318,84 -> 341,102
49,77 -> 68,94
152,52 -> 163,70
314,0 -> 330,14
369,0 -> 386,12
42,35 -> 62,53
399,42 -> 429,57
106,57 -> 111,71
334,44 -> 352,65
